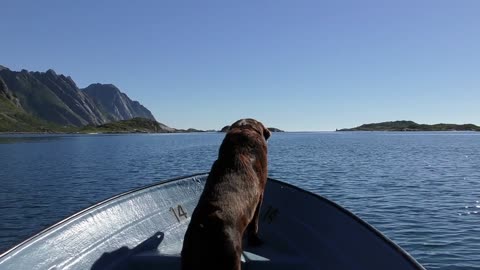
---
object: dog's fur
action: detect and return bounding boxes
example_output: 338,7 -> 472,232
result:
181,118 -> 271,270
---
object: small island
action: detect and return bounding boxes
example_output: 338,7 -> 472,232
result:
79,118 -> 212,134
337,121 -> 480,132
220,125 -> 284,133
80,118 -> 175,133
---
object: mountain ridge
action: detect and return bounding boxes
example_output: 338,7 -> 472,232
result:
0,65 -> 155,131
82,83 -> 155,122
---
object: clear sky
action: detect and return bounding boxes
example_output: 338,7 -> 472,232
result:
1,1 -> 479,131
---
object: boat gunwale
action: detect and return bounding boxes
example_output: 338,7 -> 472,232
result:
0,173 -> 208,258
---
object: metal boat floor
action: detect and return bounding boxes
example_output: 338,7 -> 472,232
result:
128,229 -> 311,269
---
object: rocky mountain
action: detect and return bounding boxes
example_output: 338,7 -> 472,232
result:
0,77 -> 21,109
82,83 -> 155,122
0,66 -> 155,128
0,76 -> 59,132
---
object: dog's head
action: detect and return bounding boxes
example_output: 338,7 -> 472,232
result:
229,118 -> 271,141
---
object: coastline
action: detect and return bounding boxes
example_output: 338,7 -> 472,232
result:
0,130 -> 212,135
337,121 -> 480,132
336,130 -> 480,132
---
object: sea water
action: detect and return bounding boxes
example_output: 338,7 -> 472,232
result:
1,132 -> 479,269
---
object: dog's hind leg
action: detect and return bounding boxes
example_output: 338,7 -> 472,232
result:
246,194 -> 264,246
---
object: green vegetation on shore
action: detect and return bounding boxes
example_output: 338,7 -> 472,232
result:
337,121 -> 480,132
0,117 -> 199,134
81,119 -> 284,134
80,117 -> 176,133
0,78 -> 73,133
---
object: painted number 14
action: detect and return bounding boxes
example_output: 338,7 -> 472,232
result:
170,205 -> 188,223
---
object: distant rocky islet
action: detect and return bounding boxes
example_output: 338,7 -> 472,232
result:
220,125 -> 284,133
337,121 -> 480,132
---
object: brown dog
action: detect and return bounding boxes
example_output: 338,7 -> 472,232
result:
181,118 -> 271,270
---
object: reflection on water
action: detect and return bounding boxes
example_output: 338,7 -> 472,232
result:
0,135 -> 66,144
459,201 -> 480,216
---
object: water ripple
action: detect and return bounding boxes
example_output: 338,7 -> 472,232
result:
1,132 -> 480,269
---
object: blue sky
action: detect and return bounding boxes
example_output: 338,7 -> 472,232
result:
1,1 -> 479,131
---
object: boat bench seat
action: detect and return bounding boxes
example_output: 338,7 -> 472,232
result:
242,250 -> 309,270
127,252 -> 180,269
127,249 -> 309,270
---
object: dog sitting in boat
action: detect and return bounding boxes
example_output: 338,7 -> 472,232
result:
181,118 -> 271,270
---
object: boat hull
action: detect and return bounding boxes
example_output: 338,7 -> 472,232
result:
0,174 -> 424,269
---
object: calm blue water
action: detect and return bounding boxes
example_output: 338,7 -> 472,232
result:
1,132 -> 480,269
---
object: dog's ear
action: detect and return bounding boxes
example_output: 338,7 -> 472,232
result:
263,127 -> 271,140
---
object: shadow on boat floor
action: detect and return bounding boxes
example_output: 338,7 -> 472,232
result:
90,231 -> 165,270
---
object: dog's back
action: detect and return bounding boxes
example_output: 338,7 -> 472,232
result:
181,119 -> 270,270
